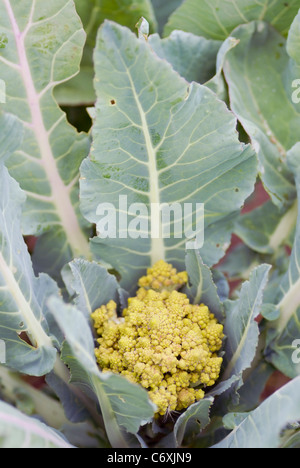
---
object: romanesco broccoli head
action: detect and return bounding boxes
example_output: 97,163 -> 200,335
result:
91,260 -> 224,416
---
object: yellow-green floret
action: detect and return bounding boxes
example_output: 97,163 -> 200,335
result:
91,261 -> 224,416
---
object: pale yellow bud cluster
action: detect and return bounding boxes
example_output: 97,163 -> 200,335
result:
92,261 -> 224,416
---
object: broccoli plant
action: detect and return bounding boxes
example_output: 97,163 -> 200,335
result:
1,0 -> 300,449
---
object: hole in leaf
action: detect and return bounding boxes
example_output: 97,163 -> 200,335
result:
19,331 -> 36,348
60,105 -> 92,132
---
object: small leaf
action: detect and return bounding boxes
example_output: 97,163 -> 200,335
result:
220,265 -> 271,404
206,36 -> 240,99
173,397 -> 214,447
184,250 -> 225,322
136,17 -> 149,40
62,259 -> 121,319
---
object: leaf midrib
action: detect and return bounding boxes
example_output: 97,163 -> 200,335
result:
223,269 -> 269,380
3,0 -> 90,258
122,59 -> 166,264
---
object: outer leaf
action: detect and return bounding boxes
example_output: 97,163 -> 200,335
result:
266,143 -> 300,377
211,270 -> 230,303
55,0 -> 157,105
80,21 -> 257,292
212,376 -> 300,448
235,200 -> 297,254
164,0 -> 300,39
173,396 -> 214,448
223,21 -> 300,208
221,265 -> 271,399
0,125 -> 57,376
184,250 -> 224,322
48,297 -> 155,448
148,31 -> 221,84
0,0 -> 91,277
0,400 -> 73,448
61,259 -> 121,319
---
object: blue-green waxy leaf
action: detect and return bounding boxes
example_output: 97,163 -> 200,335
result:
49,297 -> 155,448
62,259 -> 121,320
266,142 -> 300,378
205,36 -> 240,100
235,200 -> 298,254
164,0 -> 300,39
215,265 -> 271,405
80,21 -> 257,293
0,400 -> 73,448
148,31 -> 222,84
0,113 -> 23,163
0,0 -> 91,279
0,118 -> 58,376
213,376 -> 300,448
150,0 -> 183,35
184,250 -> 225,322
223,20 -> 300,208
173,396 -> 214,448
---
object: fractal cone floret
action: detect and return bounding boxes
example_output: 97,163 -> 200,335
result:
91,261 -> 224,416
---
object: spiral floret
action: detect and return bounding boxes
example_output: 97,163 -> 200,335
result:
91,261 -> 224,416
